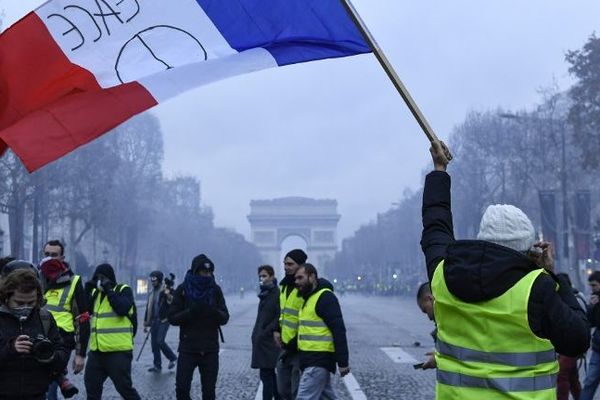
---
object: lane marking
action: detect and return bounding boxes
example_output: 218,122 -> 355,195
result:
255,382 -> 262,400
344,372 -> 368,400
380,347 -> 418,364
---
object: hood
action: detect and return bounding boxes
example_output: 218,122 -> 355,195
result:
92,263 -> 116,284
317,277 -> 334,292
443,240 -> 542,302
302,277 -> 335,300
0,304 -> 12,315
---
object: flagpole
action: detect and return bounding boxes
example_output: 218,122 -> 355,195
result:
341,0 -> 444,147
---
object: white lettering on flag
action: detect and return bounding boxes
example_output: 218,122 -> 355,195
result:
37,0 -> 235,88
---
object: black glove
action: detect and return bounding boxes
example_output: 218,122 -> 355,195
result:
84,280 -> 96,294
279,349 -> 288,363
100,277 -> 114,292
189,301 -> 210,316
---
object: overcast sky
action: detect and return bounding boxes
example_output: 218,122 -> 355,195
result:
2,1 -> 599,244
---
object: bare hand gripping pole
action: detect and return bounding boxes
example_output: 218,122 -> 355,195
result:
341,0 -> 452,159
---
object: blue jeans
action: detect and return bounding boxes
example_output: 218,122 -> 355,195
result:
46,379 -> 59,400
276,351 -> 300,400
151,320 -> 177,369
581,349 -> 600,400
296,367 -> 337,400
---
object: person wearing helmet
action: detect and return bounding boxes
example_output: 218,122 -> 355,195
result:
144,270 -> 177,372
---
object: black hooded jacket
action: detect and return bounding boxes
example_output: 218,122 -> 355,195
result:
167,271 -> 229,353
421,171 -> 589,357
85,264 -> 137,341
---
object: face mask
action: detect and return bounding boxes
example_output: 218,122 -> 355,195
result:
11,306 -> 33,321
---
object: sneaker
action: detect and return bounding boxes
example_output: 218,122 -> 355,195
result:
148,366 -> 162,373
59,378 -> 79,399
168,359 -> 177,370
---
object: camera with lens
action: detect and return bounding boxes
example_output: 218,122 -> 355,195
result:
164,273 -> 176,290
30,334 -> 54,363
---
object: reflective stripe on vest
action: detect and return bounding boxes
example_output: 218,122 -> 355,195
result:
279,285 -> 305,345
90,284 -> 134,352
298,288 -> 334,353
432,262 -> 558,400
44,275 -> 80,333
437,370 -> 558,392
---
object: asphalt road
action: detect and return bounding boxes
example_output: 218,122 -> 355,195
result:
63,294 -> 441,399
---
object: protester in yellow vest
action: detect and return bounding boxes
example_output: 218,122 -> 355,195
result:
274,249 -> 308,400
83,263 -> 141,400
421,140 -> 590,400
40,251 -> 90,399
294,263 -> 349,400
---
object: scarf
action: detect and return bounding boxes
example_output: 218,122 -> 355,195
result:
258,281 -> 276,299
183,272 -> 216,306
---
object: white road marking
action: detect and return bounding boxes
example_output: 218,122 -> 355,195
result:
255,382 -> 262,400
380,347 -> 418,364
343,372 -> 368,400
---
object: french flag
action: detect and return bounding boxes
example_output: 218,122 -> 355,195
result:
0,0 -> 371,171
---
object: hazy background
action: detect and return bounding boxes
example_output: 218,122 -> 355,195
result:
3,0 -> 599,242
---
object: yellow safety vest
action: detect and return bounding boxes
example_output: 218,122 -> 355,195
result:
279,284 -> 305,345
298,288 -> 334,353
90,284 -> 134,352
45,275 -> 80,333
432,261 -> 558,400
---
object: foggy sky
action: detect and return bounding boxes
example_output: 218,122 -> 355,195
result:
2,1 -> 600,243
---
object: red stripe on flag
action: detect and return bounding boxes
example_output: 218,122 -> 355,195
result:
0,13 -> 157,171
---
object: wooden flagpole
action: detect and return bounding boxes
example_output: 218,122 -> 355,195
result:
341,0 -> 446,150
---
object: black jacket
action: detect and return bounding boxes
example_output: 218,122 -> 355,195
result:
251,283 -> 280,369
298,280 -> 349,373
421,171 -> 590,357
588,302 -> 600,352
0,305 -> 69,399
44,272 -> 90,357
168,283 -> 229,353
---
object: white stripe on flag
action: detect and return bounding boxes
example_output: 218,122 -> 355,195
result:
37,0 -> 235,88
140,47 -> 277,102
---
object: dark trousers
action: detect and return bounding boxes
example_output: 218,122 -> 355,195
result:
260,368 -> 281,400
84,351 -> 141,400
558,355 -> 581,400
151,320 -> 177,368
176,351 -> 219,400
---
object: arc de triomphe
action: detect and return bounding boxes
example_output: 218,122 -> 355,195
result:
247,197 -> 340,276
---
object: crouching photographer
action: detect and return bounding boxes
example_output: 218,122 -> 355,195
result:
0,268 -> 69,400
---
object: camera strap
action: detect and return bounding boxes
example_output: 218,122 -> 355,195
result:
39,308 -> 52,337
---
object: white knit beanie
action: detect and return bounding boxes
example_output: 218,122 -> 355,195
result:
476,204 -> 536,252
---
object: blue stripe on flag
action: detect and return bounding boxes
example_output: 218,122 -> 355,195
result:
195,0 -> 371,65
